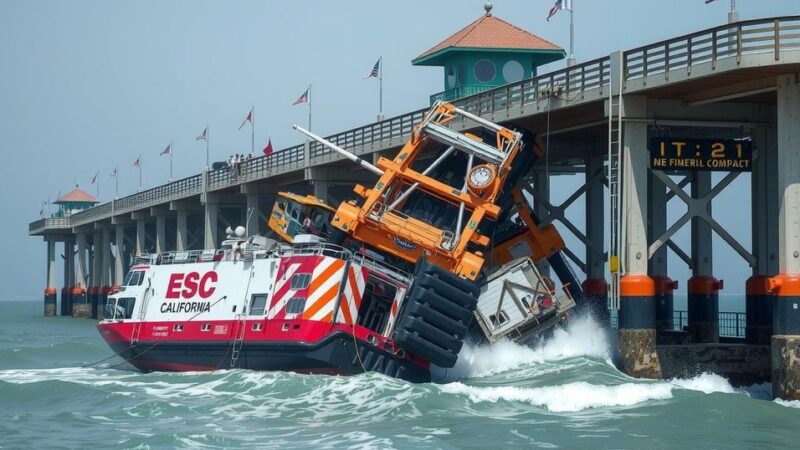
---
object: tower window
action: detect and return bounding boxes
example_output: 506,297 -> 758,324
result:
474,59 -> 496,83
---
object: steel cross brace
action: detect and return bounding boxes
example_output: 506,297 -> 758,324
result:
525,168 -> 607,273
648,170 -> 756,267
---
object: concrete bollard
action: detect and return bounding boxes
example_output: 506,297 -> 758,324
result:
771,275 -> 800,400
618,274 -> 661,378
688,275 -> 722,343
746,275 -> 773,345
44,287 -> 57,317
71,286 -> 91,318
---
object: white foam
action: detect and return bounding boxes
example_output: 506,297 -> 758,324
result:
775,399 -> 800,408
440,381 -> 674,412
440,373 -> 741,412
669,372 -> 736,394
433,313 -> 612,381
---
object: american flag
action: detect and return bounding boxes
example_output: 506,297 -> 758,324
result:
547,0 -> 569,21
238,108 -> 253,130
132,157 -> 140,168
160,143 -> 171,156
293,88 -> 310,105
364,57 -> 381,79
196,126 -> 207,141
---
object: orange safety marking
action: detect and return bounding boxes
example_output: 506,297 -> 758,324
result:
306,259 -> 345,297
303,281 -> 341,320
620,274 -> 656,297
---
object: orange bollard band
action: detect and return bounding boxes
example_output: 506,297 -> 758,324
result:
620,274 -> 655,297
688,275 -> 723,295
769,274 -> 800,297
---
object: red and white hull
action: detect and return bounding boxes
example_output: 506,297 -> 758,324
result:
98,243 -> 431,382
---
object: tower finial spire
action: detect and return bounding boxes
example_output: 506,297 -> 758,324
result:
484,1 -> 492,16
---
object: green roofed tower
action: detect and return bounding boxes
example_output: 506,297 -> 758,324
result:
414,2 -> 565,103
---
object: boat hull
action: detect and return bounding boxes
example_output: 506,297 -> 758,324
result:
101,325 -> 431,383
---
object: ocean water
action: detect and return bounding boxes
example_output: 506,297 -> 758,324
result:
0,300 -> 798,449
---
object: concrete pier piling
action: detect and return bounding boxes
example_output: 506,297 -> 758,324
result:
772,74 -> 800,400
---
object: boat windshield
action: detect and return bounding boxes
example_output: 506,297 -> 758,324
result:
104,297 -> 136,320
122,270 -> 145,286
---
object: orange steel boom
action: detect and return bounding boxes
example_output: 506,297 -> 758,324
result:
328,101 -> 524,280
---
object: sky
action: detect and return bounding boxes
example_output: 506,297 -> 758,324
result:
1,0 -> 797,301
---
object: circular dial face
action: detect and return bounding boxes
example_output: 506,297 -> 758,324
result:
469,165 -> 495,188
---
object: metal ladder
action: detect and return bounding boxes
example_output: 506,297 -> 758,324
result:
229,312 -> 247,368
607,78 -> 624,311
230,267 -> 255,368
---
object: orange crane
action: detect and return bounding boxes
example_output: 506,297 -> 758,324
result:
293,101 -> 524,280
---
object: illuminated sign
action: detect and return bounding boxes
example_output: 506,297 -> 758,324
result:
649,138 -> 752,172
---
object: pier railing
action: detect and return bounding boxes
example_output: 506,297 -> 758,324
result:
34,15 -> 800,231
610,310 -> 747,338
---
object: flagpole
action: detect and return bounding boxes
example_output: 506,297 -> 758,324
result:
138,154 -> 142,192
728,0 -> 737,23
568,0 -> 575,67
170,141 -> 174,182
308,84 -> 312,132
378,57 -> 383,121
96,171 -> 100,201
251,106 -> 255,156
206,124 -> 210,170
115,167 -> 119,199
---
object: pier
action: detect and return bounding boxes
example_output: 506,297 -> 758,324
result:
29,14 -> 800,399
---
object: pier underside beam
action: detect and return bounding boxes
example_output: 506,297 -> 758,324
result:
203,193 -> 220,249
772,74 -> 800,401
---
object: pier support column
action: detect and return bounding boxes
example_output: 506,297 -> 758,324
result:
91,232 -> 102,318
135,219 -> 146,255
688,172 -> 720,343
61,237 -> 74,316
44,238 -> 57,317
99,227 -> 113,319
617,96 -> 661,379
648,166 -> 676,333
771,74 -> 800,400
155,216 -> 166,254
748,125 -> 778,344
72,232 -> 89,317
176,209 -> 187,251
203,193 -> 220,249
114,224 -> 125,287
246,193 -> 261,236
583,152 -> 609,324
312,180 -> 329,204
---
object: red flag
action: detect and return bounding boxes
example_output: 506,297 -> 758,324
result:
239,108 -> 253,130
263,138 -> 273,156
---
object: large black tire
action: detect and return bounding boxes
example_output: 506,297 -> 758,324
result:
393,257 -> 479,368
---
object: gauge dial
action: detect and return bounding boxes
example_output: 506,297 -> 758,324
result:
468,164 -> 496,189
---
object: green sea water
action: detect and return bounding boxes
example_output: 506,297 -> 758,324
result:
0,300 -> 797,449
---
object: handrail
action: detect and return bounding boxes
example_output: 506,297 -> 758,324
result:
29,15 -> 800,234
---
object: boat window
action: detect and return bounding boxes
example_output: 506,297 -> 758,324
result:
291,274 -> 311,290
249,294 -> 268,315
123,271 -> 144,286
105,297 -> 136,320
285,297 -> 306,315
489,311 -> 509,328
